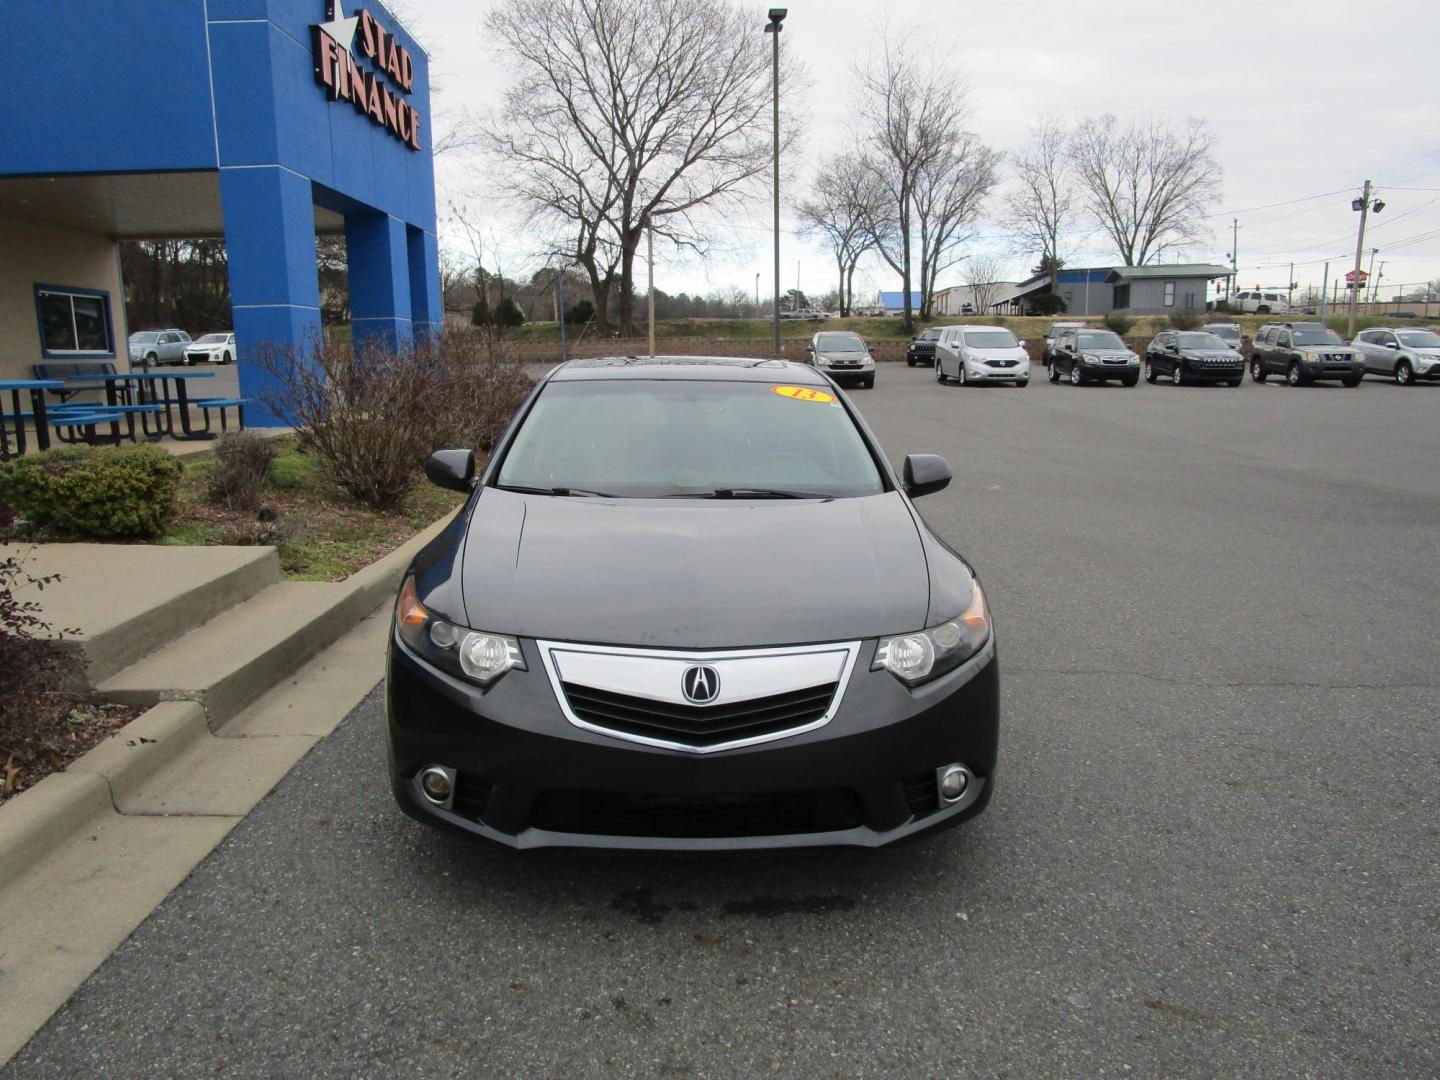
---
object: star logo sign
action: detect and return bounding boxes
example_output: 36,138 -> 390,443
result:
316,0 -> 360,57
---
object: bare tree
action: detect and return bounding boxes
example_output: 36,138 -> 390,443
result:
914,134 -> 1001,318
796,154 -> 882,317
1068,115 -> 1222,266
1004,116 -> 1074,296
852,29 -> 969,332
962,253 -> 1007,314
485,0 -> 801,335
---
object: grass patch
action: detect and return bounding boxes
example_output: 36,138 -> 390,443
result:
164,437 -> 464,581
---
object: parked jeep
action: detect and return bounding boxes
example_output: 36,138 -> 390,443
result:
1250,323 -> 1364,387
1143,330 -> 1244,386
906,328 -> 942,367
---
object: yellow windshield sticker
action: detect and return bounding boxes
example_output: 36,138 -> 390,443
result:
770,385 -> 836,403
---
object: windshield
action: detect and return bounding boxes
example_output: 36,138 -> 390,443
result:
196,333 -> 229,344
129,332 -> 159,344
1048,323 -> 1077,335
1291,327 -> 1343,346
496,379 -> 885,499
964,330 -> 1019,349
1077,332 -> 1126,350
1398,331 -> 1440,348
1205,326 -> 1241,341
816,333 -> 865,352
1177,333 -> 1228,349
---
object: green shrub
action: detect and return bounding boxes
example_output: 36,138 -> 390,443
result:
1103,313 -> 1135,336
0,444 -> 182,538
1167,311 -> 1203,330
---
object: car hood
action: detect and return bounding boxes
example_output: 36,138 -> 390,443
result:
1082,349 -> 1136,359
457,488 -> 931,648
817,351 -> 872,362
1180,349 -> 1243,360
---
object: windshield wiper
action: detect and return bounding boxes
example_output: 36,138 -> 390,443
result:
668,488 -> 828,500
496,484 -> 617,498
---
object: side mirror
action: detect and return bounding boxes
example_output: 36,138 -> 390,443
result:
1017,340 -> 1026,347
1384,341 -> 1397,349
807,344 -> 815,352
425,448 -> 475,492
903,453 -> 951,499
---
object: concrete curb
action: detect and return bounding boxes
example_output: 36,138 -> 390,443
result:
0,506 -> 453,899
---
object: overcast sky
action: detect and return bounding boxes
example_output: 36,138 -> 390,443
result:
404,0 -> 1440,304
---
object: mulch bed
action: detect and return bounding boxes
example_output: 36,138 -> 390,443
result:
1,698 -> 141,805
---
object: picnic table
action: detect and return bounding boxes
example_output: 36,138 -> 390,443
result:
0,378 -> 63,458
61,369 -> 221,442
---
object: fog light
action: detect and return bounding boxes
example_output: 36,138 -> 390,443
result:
419,765 -> 454,807
937,764 -> 972,803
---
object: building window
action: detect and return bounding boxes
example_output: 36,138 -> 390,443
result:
1163,282 -> 1176,307
35,284 -> 115,359
1113,283 -> 1131,309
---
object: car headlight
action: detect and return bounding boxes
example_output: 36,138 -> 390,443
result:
1082,353 -> 1100,364
394,576 -> 524,685
873,582 -> 990,686
1128,353 -> 1139,363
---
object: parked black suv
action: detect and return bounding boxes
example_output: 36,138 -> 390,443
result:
1250,323 -> 1364,386
1143,330 -> 1245,386
906,328 -> 941,367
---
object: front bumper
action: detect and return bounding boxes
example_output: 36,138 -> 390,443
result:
1081,362 -> 1139,380
386,631 -> 999,851
1302,359 -> 1364,381
1181,363 -> 1244,382
964,361 -> 1029,382
821,364 -> 875,384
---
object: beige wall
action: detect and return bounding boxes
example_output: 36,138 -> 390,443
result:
0,216 -> 127,382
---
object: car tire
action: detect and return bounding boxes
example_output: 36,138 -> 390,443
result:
145,352 -> 158,367
1016,379 -> 1028,388
1287,360 -> 1306,386
1342,375 -> 1362,387
1396,360 -> 1413,385
1171,365 -> 1184,386
1257,305 -> 1271,314
936,362 -> 946,385
1048,362 -> 1060,383
1251,358 -> 1267,383
956,365 -> 967,387
1227,379 -> 1241,387
1144,358 -> 1157,383
1121,374 -> 1139,387
1068,365 -> 1082,386
863,376 -> 874,389
222,351 -> 232,365
907,358 -> 915,367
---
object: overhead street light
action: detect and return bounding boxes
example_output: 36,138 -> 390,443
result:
764,8 -> 786,360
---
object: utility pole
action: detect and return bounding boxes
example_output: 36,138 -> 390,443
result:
765,9 -> 787,359
557,271 -> 568,363
1365,248 -> 1378,310
1348,181 -> 1383,338
1287,262 -> 1294,310
755,272 -> 760,317
1319,261 -> 1329,321
1229,218 -> 1238,303
646,223 -> 657,358
1372,258 -> 1385,307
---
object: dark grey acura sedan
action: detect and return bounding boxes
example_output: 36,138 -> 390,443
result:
386,357 -> 998,851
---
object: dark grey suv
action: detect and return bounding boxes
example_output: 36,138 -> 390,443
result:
1250,323 -> 1364,386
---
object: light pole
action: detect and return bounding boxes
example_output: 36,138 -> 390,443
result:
1348,181 -> 1384,337
755,272 -> 760,317
765,8 -> 786,360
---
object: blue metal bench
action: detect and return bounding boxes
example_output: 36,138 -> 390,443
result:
191,396 -> 251,432
50,403 -> 163,445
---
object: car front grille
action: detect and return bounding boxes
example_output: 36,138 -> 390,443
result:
984,359 -> 1020,368
560,681 -> 838,748
529,786 -> 865,838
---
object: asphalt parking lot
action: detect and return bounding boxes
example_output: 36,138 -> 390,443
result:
9,365 -> 1439,1077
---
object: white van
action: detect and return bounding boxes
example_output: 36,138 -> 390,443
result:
1232,290 -> 1290,315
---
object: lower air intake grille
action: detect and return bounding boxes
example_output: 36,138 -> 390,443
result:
530,787 -> 864,838
902,772 -> 940,819
561,682 -> 838,748
453,774 -> 492,820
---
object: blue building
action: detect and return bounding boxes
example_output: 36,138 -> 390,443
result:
0,0 -> 441,425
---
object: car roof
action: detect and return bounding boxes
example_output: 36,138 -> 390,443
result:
961,325 -> 1015,334
548,356 -> 829,384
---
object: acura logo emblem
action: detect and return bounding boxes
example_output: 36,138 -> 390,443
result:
681,665 -> 720,704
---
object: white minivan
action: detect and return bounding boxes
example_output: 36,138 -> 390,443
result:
1232,290 -> 1290,314
934,325 -> 1030,387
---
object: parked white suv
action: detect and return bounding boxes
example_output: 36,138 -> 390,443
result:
1232,290 -> 1290,315
934,325 -> 1030,387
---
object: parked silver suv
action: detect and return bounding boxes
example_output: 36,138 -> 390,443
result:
128,329 -> 192,366
1351,327 -> 1440,385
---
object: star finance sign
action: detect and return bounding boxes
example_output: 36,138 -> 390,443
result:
311,0 -> 422,151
